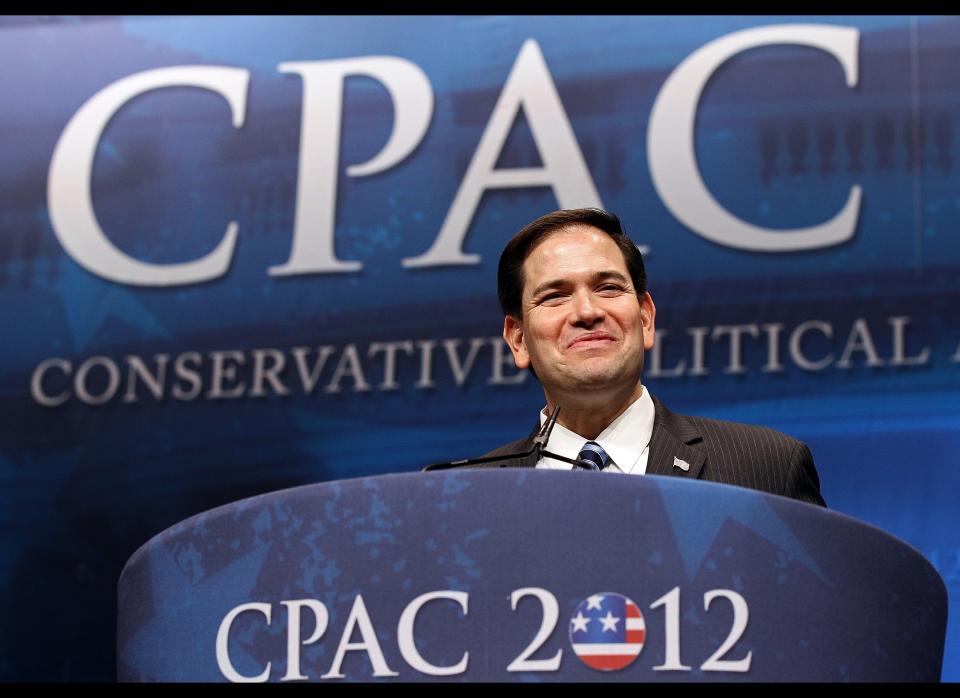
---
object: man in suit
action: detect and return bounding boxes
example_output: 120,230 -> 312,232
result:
480,207 -> 825,507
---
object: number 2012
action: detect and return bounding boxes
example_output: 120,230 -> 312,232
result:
508,586 -> 752,673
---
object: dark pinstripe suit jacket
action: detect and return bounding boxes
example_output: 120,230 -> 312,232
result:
477,395 -> 826,507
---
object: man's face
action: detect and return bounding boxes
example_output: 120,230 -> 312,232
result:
503,225 -> 655,404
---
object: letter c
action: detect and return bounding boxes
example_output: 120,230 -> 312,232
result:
216,602 -> 271,683
30,358 -> 72,407
648,24 -> 861,252
396,591 -> 469,676
48,66 -> 248,285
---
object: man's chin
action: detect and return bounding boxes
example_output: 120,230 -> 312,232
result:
564,363 -> 628,389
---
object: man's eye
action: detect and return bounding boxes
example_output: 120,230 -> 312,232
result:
598,284 -> 625,294
539,292 -> 566,304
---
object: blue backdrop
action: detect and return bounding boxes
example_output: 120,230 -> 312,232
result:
1,15 -> 957,680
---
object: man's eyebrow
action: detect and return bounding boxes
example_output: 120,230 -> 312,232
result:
592,270 -> 630,285
529,271 -> 630,299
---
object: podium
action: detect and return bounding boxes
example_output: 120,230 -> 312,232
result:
117,470 -> 946,681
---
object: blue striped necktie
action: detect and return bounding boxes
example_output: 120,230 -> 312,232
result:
577,441 -> 610,471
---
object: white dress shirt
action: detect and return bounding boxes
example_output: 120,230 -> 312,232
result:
535,386 -> 655,474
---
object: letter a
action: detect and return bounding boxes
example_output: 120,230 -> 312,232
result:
404,39 -> 602,267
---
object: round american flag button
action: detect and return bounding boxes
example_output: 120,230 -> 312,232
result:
569,592 -> 646,671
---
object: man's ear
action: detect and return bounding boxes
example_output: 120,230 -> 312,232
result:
503,315 -> 530,369
641,292 -> 656,351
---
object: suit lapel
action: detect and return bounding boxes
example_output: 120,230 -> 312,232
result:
500,424 -> 541,468
646,396 -> 706,480
506,397 -> 706,475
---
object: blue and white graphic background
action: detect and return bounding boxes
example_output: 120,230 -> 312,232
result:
0,16 -> 957,680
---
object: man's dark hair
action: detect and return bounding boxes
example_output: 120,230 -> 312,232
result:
497,208 -> 647,318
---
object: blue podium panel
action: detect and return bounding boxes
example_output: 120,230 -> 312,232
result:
117,471 -> 946,682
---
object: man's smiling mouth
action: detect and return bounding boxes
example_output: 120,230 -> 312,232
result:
567,332 -> 616,350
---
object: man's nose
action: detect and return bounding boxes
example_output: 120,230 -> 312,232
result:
570,290 -> 604,325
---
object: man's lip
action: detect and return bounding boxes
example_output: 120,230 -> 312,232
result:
567,332 -> 616,349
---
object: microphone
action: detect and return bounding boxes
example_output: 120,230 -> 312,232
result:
422,405 -> 599,471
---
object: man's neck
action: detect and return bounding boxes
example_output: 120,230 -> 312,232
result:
545,383 -> 645,440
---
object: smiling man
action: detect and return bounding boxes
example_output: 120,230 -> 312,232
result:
483,208 -> 826,507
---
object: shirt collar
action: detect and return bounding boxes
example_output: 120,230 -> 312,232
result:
538,386 -> 655,474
